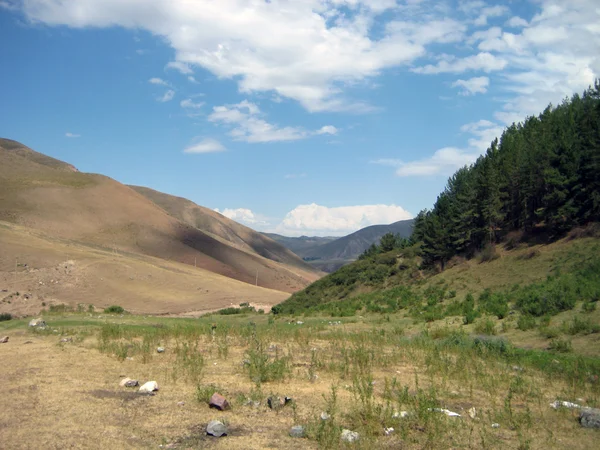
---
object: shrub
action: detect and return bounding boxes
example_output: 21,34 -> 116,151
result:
475,317 -> 497,335
0,312 -> 12,322
478,289 -> 509,319
548,338 -> 573,353
217,306 -> 255,315
104,305 -> 125,314
564,317 -> 600,335
582,301 -> 597,313
517,315 -> 537,331
464,309 -> 479,325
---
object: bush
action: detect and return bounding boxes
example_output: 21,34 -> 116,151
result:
0,312 -> 12,322
564,317 -> 600,335
217,306 -> 256,315
475,317 -> 497,335
478,289 -> 509,319
517,315 -> 537,331
548,338 -> 573,353
104,305 -> 125,314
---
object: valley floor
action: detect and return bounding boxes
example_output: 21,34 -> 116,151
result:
1,313 -> 598,449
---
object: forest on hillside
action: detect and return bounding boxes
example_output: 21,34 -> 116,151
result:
412,80 -> 600,269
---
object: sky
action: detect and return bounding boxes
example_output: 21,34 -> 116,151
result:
0,1 -> 599,236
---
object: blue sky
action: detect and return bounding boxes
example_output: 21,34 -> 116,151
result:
1,0 -> 599,236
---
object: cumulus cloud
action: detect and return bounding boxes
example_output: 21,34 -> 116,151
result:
14,0 -> 478,112
214,208 -> 268,227
414,52 -> 507,74
275,203 -> 413,236
180,98 -> 204,109
371,148 -> 480,177
452,76 -> 489,95
208,100 -> 337,143
149,77 -> 169,86
157,89 -> 175,102
65,132 -> 81,138
183,138 -> 225,154
505,16 -> 528,28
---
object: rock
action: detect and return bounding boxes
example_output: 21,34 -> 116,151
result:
580,408 -> 600,429
384,427 -> 394,435
429,408 -> 461,417
341,429 -> 359,443
119,378 -> 139,387
206,420 -> 228,437
177,401 -> 185,407
320,412 -> 331,420
138,381 -> 159,393
28,318 -> 46,328
209,393 -> 230,411
289,425 -> 305,438
0,336 -> 8,343
60,337 -> 73,343
491,423 -> 500,428
157,347 -> 165,353
550,400 -> 581,409
512,365 -> 524,372
393,411 -> 409,418
468,407 -> 477,419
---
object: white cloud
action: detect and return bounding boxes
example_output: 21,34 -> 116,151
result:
149,77 -> 169,86
15,0 -> 475,112
214,208 -> 268,227
208,100 -> 336,143
157,89 -> 175,102
506,16 -> 528,28
65,132 -> 81,138
275,203 -> 413,236
187,76 -> 198,83
372,148 -> 480,177
452,76 -> 489,95
316,125 -> 338,135
166,61 -> 193,74
414,52 -> 508,74
183,138 -> 225,154
180,98 -> 204,109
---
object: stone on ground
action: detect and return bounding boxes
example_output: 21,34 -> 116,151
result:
0,336 -> 8,343
580,408 -> 600,429
119,377 -> 139,387
209,393 -> 230,411
206,420 -> 228,437
138,381 -> 159,393
28,318 -> 46,328
341,429 -> 359,443
289,425 -> 305,438
157,347 -> 165,353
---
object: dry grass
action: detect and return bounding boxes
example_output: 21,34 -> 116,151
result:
1,313 -> 599,449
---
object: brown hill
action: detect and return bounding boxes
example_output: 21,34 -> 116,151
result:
129,185 -> 318,273
0,138 -> 322,299
0,221 -> 288,316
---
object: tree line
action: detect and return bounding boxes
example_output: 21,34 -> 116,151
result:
405,81 -> 600,269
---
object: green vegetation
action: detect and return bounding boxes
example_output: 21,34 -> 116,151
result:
103,305 -> 125,314
413,81 -> 600,269
0,312 -> 12,322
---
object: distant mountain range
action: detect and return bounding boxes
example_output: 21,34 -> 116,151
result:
264,219 -> 414,272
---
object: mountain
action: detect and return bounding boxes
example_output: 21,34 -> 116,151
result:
0,138 -> 322,299
129,185 -> 321,276
263,219 -> 414,272
261,234 -> 337,257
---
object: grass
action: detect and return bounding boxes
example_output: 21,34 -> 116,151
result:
2,309 -> 599,449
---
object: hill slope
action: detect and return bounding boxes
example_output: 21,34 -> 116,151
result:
0,138 -> 320,295
129,185 -> 320,278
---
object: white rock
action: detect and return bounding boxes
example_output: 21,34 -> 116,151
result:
468,407 -> 477,419
492,423 -> 500,428
139,381 -> 159,393
28,318 -> 46,328
206,420 -> 227,437
384,427 -> 394,435
392,411 -> 409,418
157,347 -> 165,353
429,408 -> 461,417
341,429 -> 359,443
550,400 -> 581,409
320,412 -> 331,420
